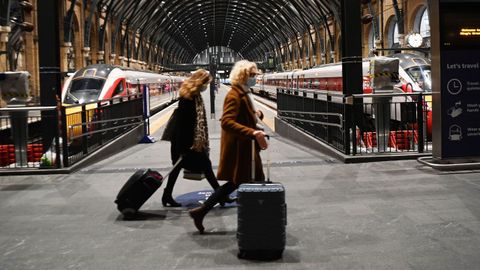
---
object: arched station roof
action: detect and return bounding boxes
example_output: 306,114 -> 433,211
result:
94,0 -> 341,63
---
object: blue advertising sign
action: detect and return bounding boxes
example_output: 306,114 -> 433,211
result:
441,51 -> 480,157
439,2 -> 480,158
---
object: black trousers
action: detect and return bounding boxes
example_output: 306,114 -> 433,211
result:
202,181 -> 237,210
164,151 -> 219,195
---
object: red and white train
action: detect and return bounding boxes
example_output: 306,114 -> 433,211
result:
61,64 -> 185,105
252,53 -> 432,138
252,53 -> 431,99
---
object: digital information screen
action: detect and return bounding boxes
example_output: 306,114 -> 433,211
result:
439,1 -> 480,158
440,2 -> 480,50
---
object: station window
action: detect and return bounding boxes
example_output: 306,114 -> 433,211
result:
414,6 -> 430,38
420,12 -> 430,37
387,19 -> 400,52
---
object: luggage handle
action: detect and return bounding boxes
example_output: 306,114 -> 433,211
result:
251,135 -> 270,183
162,156 -> 183,180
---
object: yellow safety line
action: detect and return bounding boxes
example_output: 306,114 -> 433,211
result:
254,101 -> 275,132
150,109 -> 174,134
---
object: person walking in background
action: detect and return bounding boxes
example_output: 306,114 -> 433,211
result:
162,69 -> 222,207
188,60 -> 268,233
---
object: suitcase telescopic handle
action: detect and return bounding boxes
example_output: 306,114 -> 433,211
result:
251,135 -> 270,182
163,156 -> 183,179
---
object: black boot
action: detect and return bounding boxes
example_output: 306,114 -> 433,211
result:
188,206 -> 207,234
162,189 -> 181,207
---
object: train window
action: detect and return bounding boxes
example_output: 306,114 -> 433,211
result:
405,65 -> 432,92
69,78 -> 105,102
112,80 -> 124,96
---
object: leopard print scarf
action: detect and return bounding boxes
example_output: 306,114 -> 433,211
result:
191,95 -> 209,153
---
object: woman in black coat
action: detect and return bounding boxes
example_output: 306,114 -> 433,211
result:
162,69 -> 221,207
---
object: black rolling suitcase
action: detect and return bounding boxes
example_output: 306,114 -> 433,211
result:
237,139 -> 287,261
115,158 -> 182,219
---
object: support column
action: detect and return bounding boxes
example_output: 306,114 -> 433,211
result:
62,42 -> 73,73
83,47 -> 91,66
341,0 -> 364,155
330,51 -> 336,63
97,51 -> 105,64
110,53 -> 116,65
375,39 -> 383,55
397,33 -> 405,48
37,0 -> 62,154
118,55 -> 126,66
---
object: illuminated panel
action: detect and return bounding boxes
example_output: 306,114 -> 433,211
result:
440,3 -> 480,49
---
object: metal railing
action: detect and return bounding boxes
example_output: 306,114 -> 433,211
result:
0,106 -> 60,168
347,92 -> 432,155
1,94 -> 144,170
277,88 -> 346,153
61,94 -> 144,166
277,88 -> 432,156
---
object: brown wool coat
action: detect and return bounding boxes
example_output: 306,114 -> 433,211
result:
217,85 -> 265,185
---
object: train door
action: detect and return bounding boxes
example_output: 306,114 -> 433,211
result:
299,74 -> 305,90
286,73 -> 293,90
290,71 -> 299,91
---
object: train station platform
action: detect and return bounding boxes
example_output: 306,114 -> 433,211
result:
1,84 -> 480,270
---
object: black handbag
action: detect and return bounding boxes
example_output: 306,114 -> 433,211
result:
181,151 -> 206,181
161,108 -> 178,141
183,170 -> 205,181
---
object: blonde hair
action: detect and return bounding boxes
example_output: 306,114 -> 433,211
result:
179,69 -> 212,99
229,60 -> 258,86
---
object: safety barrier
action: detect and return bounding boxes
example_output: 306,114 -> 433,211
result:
276,88 -> 432,156
61,94 -> 144,167
0,94 -> 144,170
277,88 -> 346,153
0,106 -> 60,169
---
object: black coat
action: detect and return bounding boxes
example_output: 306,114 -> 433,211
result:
170,97 -> 204,170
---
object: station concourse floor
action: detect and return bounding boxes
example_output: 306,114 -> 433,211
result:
1,85 -> 480,270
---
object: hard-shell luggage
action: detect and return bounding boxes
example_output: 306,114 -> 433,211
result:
115,158 -> 182,219
237,138 -> 287,261
115,169 -> 163,219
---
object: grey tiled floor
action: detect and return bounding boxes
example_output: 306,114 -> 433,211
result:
1,85 -> 480,270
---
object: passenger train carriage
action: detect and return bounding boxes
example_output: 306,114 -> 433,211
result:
61,64 -> 185,146
252,53 -> 431,99
251,53 -> 432,139
61,64 -> 184,105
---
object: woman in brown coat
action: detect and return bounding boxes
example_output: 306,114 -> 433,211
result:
189,60 -> 268,233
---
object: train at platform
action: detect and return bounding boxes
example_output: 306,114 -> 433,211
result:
60,64 -> 186,154
251,53 -> 431,99
61,64 -> 184,105
251,53 -> 432,140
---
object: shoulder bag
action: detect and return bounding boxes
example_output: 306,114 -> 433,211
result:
161,108 -> 178,141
